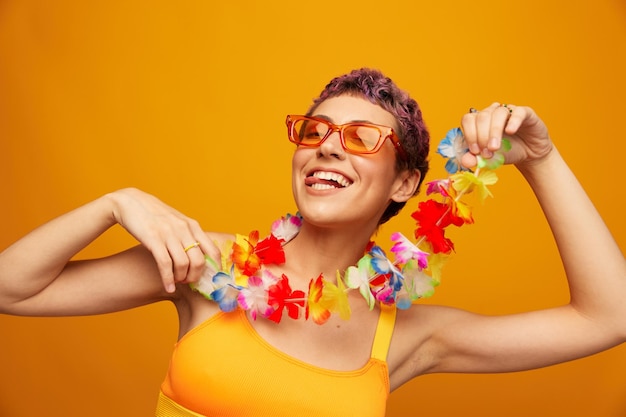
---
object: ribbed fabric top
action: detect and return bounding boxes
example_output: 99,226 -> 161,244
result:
158,304 -> 396,417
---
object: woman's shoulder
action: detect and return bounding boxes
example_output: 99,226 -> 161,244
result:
205,231 -> 235,244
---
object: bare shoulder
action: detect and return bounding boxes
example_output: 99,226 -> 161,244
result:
205,230 -> 235,243
172,230 -> 234,335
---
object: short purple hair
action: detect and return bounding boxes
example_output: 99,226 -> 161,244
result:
306,68 -> 430,224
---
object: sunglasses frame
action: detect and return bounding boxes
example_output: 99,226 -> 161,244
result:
286,115 -> 406,159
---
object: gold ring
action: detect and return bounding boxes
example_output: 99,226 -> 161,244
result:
469,107 -> 478,114
183,242 -> 201,252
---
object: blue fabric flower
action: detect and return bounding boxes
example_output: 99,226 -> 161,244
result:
210,268 -> 243,312
437,127 -> 469,174
369,246 -> 404,304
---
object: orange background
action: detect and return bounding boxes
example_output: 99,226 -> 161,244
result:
1,1 -> 625,416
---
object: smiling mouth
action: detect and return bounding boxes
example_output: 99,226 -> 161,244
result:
305,171 -> 353,190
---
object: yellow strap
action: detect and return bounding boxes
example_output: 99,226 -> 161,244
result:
370,303 -> 397,361
156,391 -> 206,417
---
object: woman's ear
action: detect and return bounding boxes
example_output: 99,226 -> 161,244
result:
391,170 -> 421,203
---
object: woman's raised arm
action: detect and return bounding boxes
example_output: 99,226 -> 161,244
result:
408,104 -> 626,377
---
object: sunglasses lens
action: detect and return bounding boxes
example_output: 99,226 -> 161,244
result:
291,118 -> 330,145
343,125 -> 383,153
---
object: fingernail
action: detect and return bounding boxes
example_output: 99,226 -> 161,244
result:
488,138 -> 499,149
482,148 -> 493,158
469,143 -> 480,154
167,283 -> 176,293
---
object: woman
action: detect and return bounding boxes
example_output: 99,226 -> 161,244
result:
0,68 -> 624,416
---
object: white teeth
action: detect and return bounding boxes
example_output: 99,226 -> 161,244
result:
312,171 -> 352,187
311,183 -> 336,190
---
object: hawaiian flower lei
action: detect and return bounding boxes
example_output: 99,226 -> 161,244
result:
190,128 -> 510,325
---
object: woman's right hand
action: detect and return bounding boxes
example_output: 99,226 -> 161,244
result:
108,188 -> 218,293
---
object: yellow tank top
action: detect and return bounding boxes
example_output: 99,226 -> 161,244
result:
157,304 -> 396,417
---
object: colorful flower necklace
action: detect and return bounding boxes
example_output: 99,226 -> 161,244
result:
191,128 -> 510,324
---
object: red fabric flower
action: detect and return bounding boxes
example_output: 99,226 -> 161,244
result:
232,231 -> 286,276
255,234 -> 286,265
267,275 -> 305,323
411,199 -> 464,254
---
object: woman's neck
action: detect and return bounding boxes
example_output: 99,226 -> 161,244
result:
279,220 -> 376,286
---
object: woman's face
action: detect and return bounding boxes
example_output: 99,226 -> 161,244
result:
291,94 -> 408,230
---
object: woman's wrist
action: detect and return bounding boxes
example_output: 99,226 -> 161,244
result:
101,188 -> 135,229
515,145 -> 561,182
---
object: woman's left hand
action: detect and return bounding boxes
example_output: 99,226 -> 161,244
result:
460,103 -> 554,169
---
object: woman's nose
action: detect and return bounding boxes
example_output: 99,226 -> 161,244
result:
317,131 -> 346,159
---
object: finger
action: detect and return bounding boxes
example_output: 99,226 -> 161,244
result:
487,104 -> 513,151
181,241 -> 207,283
460,151 -> 478,169
169,217 -> 209,282
503,104 -> 526,135
474,110 -> 495,154
182,222 -> 218,284
464,103 -> 500,153
169,240 -> 192,284
186,219 -> 219,262
150,246 -> 176,293
460,113 -> 479,154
